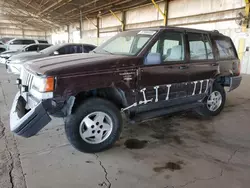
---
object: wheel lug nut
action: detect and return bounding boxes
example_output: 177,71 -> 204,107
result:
97,130 -> 101,134
96,122 -> 99,125
100,125 -> 103,129
92,130 -> 95,134
91,125 -> 94,128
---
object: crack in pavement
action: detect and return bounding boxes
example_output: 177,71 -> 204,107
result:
0,120 -> 14,188
7,147 -> 14,188
0,119 -> 27,188
95,154 -> 111,188
0,81 -> 7,106
178,169 -> 224,188
167,148 -> 240,188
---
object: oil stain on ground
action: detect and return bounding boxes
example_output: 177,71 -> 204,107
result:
153,161 -> 183,172
124,139 -> 148,149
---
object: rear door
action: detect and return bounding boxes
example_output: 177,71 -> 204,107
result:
187,32 -> 218,95
137,30 -> 190,112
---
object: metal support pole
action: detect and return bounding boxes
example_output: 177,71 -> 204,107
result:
67,25 -> 70,43
22,29 -> 25,38
97,17 -> 100,38
164,0 -> 169,26
151,0 -> 167,26
238,0 -> 250,61
109,10 -> 125,31
121,11 -> 126,31
80,10 -> 83,39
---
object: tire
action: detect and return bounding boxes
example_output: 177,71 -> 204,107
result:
65,98 -> 122,153
194,82 -> 226,117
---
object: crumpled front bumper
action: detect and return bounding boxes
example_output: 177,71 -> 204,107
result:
10,92 -> 51,138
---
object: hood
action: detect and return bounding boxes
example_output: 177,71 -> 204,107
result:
24,53 -> 141,76
9,51 -> 47,62
0,50 -> 20,58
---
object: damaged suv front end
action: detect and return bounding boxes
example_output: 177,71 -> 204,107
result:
10,68 -> 55,137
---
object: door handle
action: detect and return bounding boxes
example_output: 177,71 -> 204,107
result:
179,65 -> 188,70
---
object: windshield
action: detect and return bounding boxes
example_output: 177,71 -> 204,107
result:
94,30 -> 157,56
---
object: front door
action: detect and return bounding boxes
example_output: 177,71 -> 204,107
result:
137,30 -> 190,112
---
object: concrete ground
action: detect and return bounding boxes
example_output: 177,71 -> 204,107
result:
0,65 -> 250,188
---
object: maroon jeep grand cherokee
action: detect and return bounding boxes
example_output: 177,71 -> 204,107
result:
10,27 -> 241,153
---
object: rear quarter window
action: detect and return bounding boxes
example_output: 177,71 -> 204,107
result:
214,38 -> 236,59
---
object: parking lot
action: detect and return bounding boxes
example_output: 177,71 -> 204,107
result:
0,64 -> 249,188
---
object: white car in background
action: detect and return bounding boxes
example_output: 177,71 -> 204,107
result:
5,38 -> 48,51
6,43 -> 96,74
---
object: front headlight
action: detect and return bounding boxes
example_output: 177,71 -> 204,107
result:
0,54 -> 10,58
32,76 -> 55,92
10,59 -> 21,64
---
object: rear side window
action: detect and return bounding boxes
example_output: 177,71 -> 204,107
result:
215,38 -> 236,59
188,33 -> 213,60
38,40 -> 48,44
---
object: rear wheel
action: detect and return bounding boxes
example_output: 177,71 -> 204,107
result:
194,82 -> 226,117
65,98 -> 122,153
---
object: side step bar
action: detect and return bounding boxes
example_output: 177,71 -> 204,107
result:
131,102 -> 203,122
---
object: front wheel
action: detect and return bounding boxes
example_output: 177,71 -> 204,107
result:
65,98 -> 122,153
194,82 -> 226,117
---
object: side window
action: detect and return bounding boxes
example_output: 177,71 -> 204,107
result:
38,40 -> 48,44
162,32 -> 184,62
26,45 -> 38,51
215,38 -> 236,59
146,32 -> 184,65
38,45 -> 50,50
11,40 -> 23,45
188,33 -> 214,60
85,45 -> 95,52
57,46 -> 67,54
76,45 -> 84,53
23,40 -> 35,45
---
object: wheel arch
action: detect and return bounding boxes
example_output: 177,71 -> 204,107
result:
65,87 -> 128,116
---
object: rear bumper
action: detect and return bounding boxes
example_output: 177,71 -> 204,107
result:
10,92 -> 51,138
228,76 -> 242,92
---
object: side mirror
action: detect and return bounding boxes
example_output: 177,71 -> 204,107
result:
144,53 -> 162,65
53,51 -> 59,55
